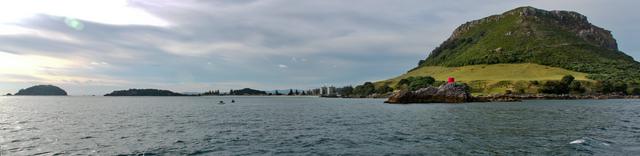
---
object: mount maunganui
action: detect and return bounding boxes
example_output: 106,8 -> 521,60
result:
413,6 -> 640,82
377,7 -> 640,86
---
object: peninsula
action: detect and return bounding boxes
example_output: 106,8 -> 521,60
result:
378,6 -> 640,103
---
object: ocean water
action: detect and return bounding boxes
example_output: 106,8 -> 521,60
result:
1,96 -> 640,155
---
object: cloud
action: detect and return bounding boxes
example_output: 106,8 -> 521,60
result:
1,0 -> 639,95
0,0 -> 169,26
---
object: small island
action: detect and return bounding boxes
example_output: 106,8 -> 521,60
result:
104,89 -> 186,96
14,85 -> 67,96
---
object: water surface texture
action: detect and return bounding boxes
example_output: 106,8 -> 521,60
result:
1,96 -> 640,155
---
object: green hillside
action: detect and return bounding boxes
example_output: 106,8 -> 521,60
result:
368,7 -> 640,95
417,6 -> 640,82
382,63 -> 589,86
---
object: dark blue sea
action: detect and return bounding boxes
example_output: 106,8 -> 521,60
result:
1,96 -> 640,155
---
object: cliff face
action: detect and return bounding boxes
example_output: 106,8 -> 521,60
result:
418,6 -> 640,82
15,85 -> 67,96
450,7 -> 617,50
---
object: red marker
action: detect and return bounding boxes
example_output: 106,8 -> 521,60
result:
448,77 -> 455,84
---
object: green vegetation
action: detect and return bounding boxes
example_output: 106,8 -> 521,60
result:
404,63 -> 588,82
632,88 -> 640,95
597,81 -> 628,94
105,89 -> 185,96
229,88 -> 267,95
396,76 -> 436,91
202,90 -> 221,96
417,7 -> 640,83
379,63 -> 590,91
539,75 -> 577,94
342,82 -> 397,97
375,7 -> 640,96
337,86 -> 354,96
15,85 -> 67,96
352,82 -> 376,97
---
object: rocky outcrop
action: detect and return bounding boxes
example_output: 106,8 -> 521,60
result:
450,6 -> 617,50
385,83 -> 472,104
15,85 -> 67,96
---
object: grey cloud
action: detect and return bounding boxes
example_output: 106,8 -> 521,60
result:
1,0 -> 639,95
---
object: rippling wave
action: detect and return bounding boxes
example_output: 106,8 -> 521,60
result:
1,96 -> 640,155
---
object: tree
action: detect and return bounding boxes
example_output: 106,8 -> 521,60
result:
539,75 -> 577,94
339,86 -> 354,96
288,89 -> 294,96
376,85 -> 393,94
275,90 -> 281,95
396,76 -> 436,91
598,81 -> 628,94
613,82 -> 628,94
561,75 -> 575,85
632,88 -> 640,95
539,81 -> 568,94
295,90 -> 300,95
513,81 -> 528,94
301,91 -> 306,95
353,82 -> 376,97
408,76 -> 436,91
598,81 -> 613,94
569,81 -> 585,94
398,79 -> 410,86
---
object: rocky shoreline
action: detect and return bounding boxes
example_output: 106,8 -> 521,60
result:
475,94 -> 640,102
385,83 -> 474,103
383,83 -> 640,104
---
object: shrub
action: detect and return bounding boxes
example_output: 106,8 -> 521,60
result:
569,81 -> 585,94
505,90 -> 513,94
376,85 -> 393,94
397,76 -> 436,91
539,81 -> 569,94
632,88 -> 640,95
353,82 -> 376,97
513,81 -> 529,94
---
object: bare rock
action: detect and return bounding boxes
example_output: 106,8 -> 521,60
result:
385,83 -> 472,104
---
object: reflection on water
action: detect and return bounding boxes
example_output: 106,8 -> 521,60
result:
1,96 -> 639,155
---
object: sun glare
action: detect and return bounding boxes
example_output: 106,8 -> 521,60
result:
0,51 -> 75,79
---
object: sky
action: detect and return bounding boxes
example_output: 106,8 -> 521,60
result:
0,0 -> 638,95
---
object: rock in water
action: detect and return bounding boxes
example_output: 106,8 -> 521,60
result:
15,85 -> 67,96
385,83 -> 472,104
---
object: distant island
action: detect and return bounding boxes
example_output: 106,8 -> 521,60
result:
104,89 -> 187,96
14,85 -> 67,96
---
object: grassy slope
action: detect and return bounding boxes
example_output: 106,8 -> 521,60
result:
378,63 -> 590,88
419,7 -> 640,82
